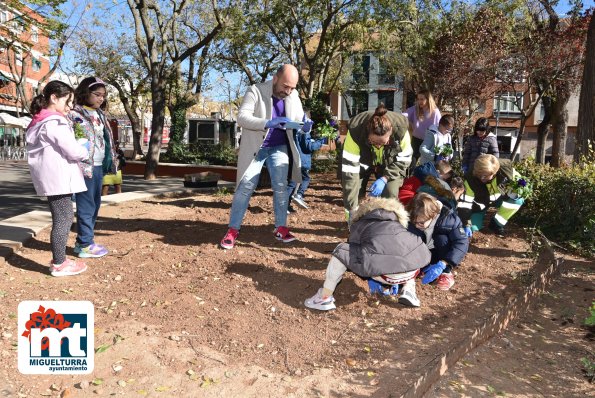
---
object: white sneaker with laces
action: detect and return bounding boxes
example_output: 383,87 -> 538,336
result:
304,288 -> 336,311
398,279 -> 421,307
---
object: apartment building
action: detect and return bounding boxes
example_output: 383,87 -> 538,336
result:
0,2 -> 50,116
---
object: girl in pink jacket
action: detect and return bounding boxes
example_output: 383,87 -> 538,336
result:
26,81 -> 89,277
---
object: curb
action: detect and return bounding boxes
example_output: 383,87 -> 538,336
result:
0,180 -> 234,259
400,236 -> 562,398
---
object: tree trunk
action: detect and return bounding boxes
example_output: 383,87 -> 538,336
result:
575,14 -> 595,163
535,96 -> 552,164
144,79 -> 167,180
550,89 -> 570,167
131,121 -> 143,159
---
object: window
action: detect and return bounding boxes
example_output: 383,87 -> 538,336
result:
31,27 -> 38,42
493,92 -> 523,114
377,58 -> 396,85
377,91 -> 395,111
32,57 -> 41,72
352,54 -> 370,84
347,91 -> 368,116
0,11 -> 8,24
11,16 -> 23,34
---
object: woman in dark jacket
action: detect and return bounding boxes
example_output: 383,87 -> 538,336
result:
304,198 -> 431,311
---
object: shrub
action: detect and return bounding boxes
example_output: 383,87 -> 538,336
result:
515,159 -> 595,257
161,143 -> 237,166
311,154 -> 338,174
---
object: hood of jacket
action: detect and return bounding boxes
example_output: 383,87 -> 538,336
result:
28,109 -> 64,130
413,161 -> 440,182
351,198 -> 409,227
26,111 -> 69,147
419,175 -> 458,209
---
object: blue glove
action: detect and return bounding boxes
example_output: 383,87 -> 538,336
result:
367,279 -> 398,296
462,165 -> 468,174
265,117 -> 290,129
464,226 -> 473,238
421,261 -> 447,284
368,178 -> 387,197
302,116 -> 314,133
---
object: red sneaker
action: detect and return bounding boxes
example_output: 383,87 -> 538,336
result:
274,226 -> 296,243
436,273 -> 455,290
220,228 -> 239,249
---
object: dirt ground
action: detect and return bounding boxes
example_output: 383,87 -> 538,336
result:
0,173 -> 593,397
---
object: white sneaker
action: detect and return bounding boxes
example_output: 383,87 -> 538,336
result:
292,194 -> 309,209
398,279 -> 420,307
398,289 -> 420,307
304,288 -> 336,311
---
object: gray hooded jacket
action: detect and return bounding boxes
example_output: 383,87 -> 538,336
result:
333,198 -> 431,277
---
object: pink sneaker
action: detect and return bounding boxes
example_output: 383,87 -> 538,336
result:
274,226 -> 296,243
49,259 -> 88,277
220,228 -> 239,249
436,273 -> 455,290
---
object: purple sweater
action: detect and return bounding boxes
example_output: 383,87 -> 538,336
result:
405,106 -> 442,140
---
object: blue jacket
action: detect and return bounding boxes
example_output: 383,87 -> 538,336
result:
416,174 -> 469,268
431,205 -> 469,267
296,131 -> 324,169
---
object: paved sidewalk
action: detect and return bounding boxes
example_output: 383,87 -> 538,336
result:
0,160 -> 234,257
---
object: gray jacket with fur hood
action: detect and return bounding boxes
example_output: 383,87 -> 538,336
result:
332,198 -> 431,277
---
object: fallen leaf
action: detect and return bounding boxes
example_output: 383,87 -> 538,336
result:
91,378 -> 103,386
137,390 -> 148,395
366,371 -> 375,377
155,386 -> 170,392
345,358 -> 357,367
95,344 -> 110,354
530,374 -> 542,381
363,346 -> 371,353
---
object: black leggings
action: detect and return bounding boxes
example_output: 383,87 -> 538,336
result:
47,194 -> 74,264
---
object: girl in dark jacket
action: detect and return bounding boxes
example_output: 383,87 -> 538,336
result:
462,117 -> 499,173
304,198 -> 431,311
413,179 -> 469,291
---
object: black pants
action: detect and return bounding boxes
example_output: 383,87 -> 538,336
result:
48,194 -> 74,264
408,136 -> 424,176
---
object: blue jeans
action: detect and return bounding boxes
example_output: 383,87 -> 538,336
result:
287,166 -> 311,202
229,145 -> 289,230
76,166 -> 103,247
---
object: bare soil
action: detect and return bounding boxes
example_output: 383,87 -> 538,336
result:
0,173 -> 593,397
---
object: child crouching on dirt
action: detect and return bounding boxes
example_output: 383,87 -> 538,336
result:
304,198 -> 431,311
409,181 -> 469,292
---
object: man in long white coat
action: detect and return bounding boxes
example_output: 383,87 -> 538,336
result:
220,64 -> 310,250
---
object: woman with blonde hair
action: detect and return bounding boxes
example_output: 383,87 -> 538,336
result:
404,89 -> 442,169
458,154 -> 525,237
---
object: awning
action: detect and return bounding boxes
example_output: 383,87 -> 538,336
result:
0,113 -> 28,128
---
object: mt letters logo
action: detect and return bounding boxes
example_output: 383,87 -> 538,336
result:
18,301 -> 94,374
